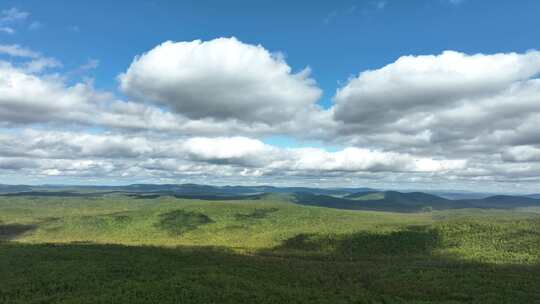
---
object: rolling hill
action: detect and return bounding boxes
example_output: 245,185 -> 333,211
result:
293,191 -> 468,212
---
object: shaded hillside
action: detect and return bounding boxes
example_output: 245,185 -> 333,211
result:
464,195 -> 540,208
343,191 -> 472,211
295,191 -> 540,212
293,192 -> 428,212
427,191 -> 493,200
345,191 -> 385,200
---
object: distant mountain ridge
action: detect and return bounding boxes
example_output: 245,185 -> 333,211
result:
1,183 -> 539,212
0,184 -> 33,193
0,183 -> 374,196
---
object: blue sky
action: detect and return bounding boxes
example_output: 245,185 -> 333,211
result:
1,1 -> 540,192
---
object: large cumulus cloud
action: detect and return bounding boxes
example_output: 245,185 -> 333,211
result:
331,51 -> 540,157
119,37 -> 323,125
333,50 -> 540,126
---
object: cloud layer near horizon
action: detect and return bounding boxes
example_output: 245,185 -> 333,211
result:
2,37 -> 540,191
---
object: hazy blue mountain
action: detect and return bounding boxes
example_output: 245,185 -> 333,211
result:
0,185 -> 33,193
292,192 -> 418,212
424,191 -> 494,200
464,195 -> 540,208
0,183 -> 374,196
337,191 -> 471,212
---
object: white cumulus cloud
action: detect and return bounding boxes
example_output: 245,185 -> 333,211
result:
119,37 -> 322,125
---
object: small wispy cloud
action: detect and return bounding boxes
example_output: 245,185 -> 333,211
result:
0,44 -> 40,58
446,0 -> 465,5
325,1 -> 388,24
79,59 -> 99,70
323,10 -> 338,24
24,57 -> 62,73
362,1 -> 388,15
0,44 -> 61,73
0,7 -> 29,22
67,58 -> 100,77
375,1 -> 387,10
0,26 -> 14,34
67,25 -> 80,32
28,21 -> 42,30
0,7 -> 39,34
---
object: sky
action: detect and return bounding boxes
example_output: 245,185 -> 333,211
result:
1,0 -> 540,192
